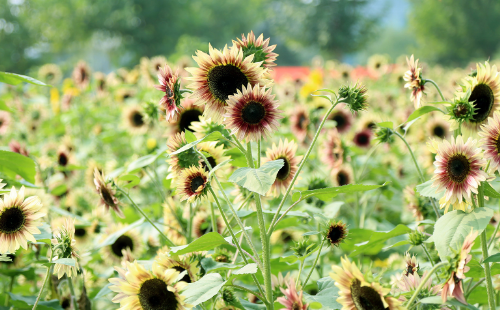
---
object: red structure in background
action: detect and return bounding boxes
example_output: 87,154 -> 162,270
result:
270,65 -> 381,83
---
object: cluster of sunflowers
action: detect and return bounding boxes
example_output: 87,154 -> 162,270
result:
0,30 -> 500,310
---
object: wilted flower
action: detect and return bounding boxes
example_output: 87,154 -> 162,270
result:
93,168 -> 124,218
403,55 -> 425,108
51,218 -> 80,278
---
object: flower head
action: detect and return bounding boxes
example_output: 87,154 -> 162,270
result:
93,168 -> 124,218
123,105 -> 147,134
232,31 -> 278,69
186,44 -> 267,121
353,129 -> 372,148
290,106 -> 310,143
332,166 -> 354,187
101,224 -> 144,265
403,55 -> 425,108
338,82 -> 369,113
224,83 -> 283,142
154,64 -> 182,122
0,186 -> 45,254
321,129 -> 344,170
155,250 -> 200,284
445,90 -> 477,130
403,252 -> 419,276
72,60 -> 91,89
177,166 -> 209,202
479,111 -> 500,173
277,277 -> 308,310
430,136 -> 487,213
51,218 -> 80,278
324,220 -> 348,247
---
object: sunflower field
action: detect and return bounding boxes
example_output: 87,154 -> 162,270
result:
0,31 -> 500,310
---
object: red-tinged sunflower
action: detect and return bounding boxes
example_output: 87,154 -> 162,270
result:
224,83 -> 283,142
330,256 -> 403,310
321,129 -> 344,170
109,261 -> 190,310
72,60 -> 91,89
0,186 -> 45,254
332,166 -> 354,187
430,136 -> 487,213
353,129 -> 372,148
461,61 -> 500,131
232,31 -> 278,69
277,277 -> 308,310
186,44 -> 267,121
329,105 -> 353,134
154,64 -> 181,122
479,111 -> 500,173
263,139 -> 303,197
51,218 -> 80,279
177,166 -> 209,202
290,105 -> 310,143
167,99 -> 204,134
155,250 -> 200,284
403,55 -> 425,108
93,168 -> 124,218
166,132 -> 202,180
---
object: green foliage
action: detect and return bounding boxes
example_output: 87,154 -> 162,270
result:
183,273 -> 227,306
228,159 -> 284,196
0,150 -> 36,184
291,182 -> 389,202
303,277 -> 342,310
0,72 -> 49,86
169,232 -> 233,255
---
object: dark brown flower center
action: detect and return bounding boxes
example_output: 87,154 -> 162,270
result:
354,132 -> 370,147
292,302 -> 301,310
327,223 -> 347,246
139,278 -> 178,310
276,157 -> 291,180
58,153 -> 68,166
0,207 -> 26,234
131,111 -> 145,127
100,187 -> 116,207
470,83 -> 494,123
207,64 -> 248,102
201,156 -> 217,172
172,266 -> 192,283
190,176 -> 205,193
446,154 -> 470,183
241,101 -> 266,124
333,113 -> 348,131
178,109 -> 202,133
350,279 -> 387,310
75,228 -> 86,237
432,125 -> 445,138
337,171 -> 350,186
298,114 -> 307,129
111,235 -> 134,257
496,135 -> 500,153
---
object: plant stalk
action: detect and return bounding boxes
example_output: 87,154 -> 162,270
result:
32,249 -> 54,310
68,278 -> 79,310
406,261 -> 447,307
478,182 -> 496,309
425,79 -> 445,102
303,239 -> 326,287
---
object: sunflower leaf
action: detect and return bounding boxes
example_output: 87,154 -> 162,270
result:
432,208 -> 493,259
303,277 -> 342,310
8,293 -> 63,310
169,131 -> 223,156
0,150 -> 36,184
228,159 -> 284,196
416,180 -> 443,200
482,181 -> 500,198
404,105 -> 443,124
377,121 -> 393,129
169,232 -> 233,255
484,253 -> 500,263
0,72 -> 51,87
291,182 -> 390,202
0,99 -> 11,112
183,273 -> 226,306
118,174 -> 141,188
349,224 -> 411,257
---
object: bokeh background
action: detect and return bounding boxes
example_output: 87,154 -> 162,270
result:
2,0 -> 500,74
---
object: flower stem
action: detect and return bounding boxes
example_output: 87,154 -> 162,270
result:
478,182 -> 496,308
117,188 -> 175,247
268,99 -> 339,235
394,131 -> 441,219
425,79 -> 445,101
296,260 -> 305,287
488,207 -> 500,249
303,239 -> 326,287
421,244 -> 441,281
210,202 -> 217,233
406,261 -> 447,307
357,143 -> 380,181
4,276 -> 14,306
32,249 -> 54,310
68,278 -> 79,310
187,203 -> 193,243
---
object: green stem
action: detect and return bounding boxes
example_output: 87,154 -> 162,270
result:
406,261 -> 447,307
257,139 -> 261,168
488,208 -> 500,249
425,79 -> 445,102
394,131 -> 441,219
210,202 -> 217,233
357,143 -> 380,181
421,244 -> 441,281
68,278 -> 79,310
32,249 -> 54,310
268,100 -> 339,235
118,188 -> 175,247
303,239 -> 326,287
465,278 -> 485,298
209,187 -> 267,304
5,276 -> 14,306
227,285 -> 266,302
296,260 -> 305,287
187,203 -> 193,243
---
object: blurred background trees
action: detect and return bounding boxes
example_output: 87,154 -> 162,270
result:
1,0 -> 499,73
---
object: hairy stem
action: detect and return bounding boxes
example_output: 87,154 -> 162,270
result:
32,249 -> 54,310
303,239 -> 326,287
68,278 -> 79,310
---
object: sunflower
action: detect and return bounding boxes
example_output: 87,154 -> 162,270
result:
186,44 -> 267,121
197,141 -> 230,175
192,210 -> 225,238
402,252 -> 419,277
426,116 -> 450,140
123,105 -> 147,134
56,146 -> 72,168
277,277 -> 308,310
330,257 -> 403,310
353,129 -> 372,148
94,72 -> 107,94
9,140 -> 29,157
101,224 -> 144,265
166,132 -> 202,180
38,64 -> 63,85
263,139 -> 303,197
289,105 -> 310,142
189,116 -> 232,148
155,251 -> 200,284
479,111 -> 500,173
154,64 -> 181,122
232,31 -> 278,69
224,83 -> 282,142
430,136 -> 487,213
332,166 -> 354,187
51,218 -> 80,279
94,168 -> 124,218
72,61 -> 91,89
176,166 -> 209,202
321,129 -> 344,170
324,220 -> 348,247
329,106 -> 353,133
461,62 -> 500,131
167,99 -> 204,134
393,271 -> 441,304
403,55 -> 425,108
109,261 -> 190,310
149,55 -> 168,77
0,186 -> 45,254
367,54 -> 389,76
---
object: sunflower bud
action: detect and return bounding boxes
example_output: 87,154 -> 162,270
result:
323,220 -> 348,247
374,126 -> 394,144
447,90 -> 477,125
221,287 -> 245,309
338,82 -> 368,113
408,230 -> 425,246
291,239 -> 316,257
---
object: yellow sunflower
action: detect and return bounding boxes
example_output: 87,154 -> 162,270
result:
101,224 -> 144,265
176,166 -> 209,202
155,250 -> 200,284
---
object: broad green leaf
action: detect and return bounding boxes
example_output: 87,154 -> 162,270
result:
240,299 -> 266,310
127,154 -> 156,172
404,106 -> 443,124
200,257 -> 239,273
170,232 -> 233,255
94,218 -> 145,250
183,273 -> 226,306
0,72 -> 50,87
33,223 -> 52,244
432,208 -> 493,259
0,266 -> 35,279
482,182 -> 500,198
292,182 -> 389,202
416,180 -> 443,200
0,100 -> 11,112
377,121 -> 393,129
50,258 -> 76,267
232,263 -> 258,275
0,150 -> 36,183
184,130 -> 197,143
228,159 -> 284,196
350,224 -> 411,257
340,228 -> 382,255
93,283 -> 113,299
169,131 -> 223,156
118,174 -> 141,188
208,158 -> 232,178
419,296 -> 479,309
8,293 -> 63,310
303,277 -> 342,310
311,94 -> 333,103
484,253 -> 500,263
